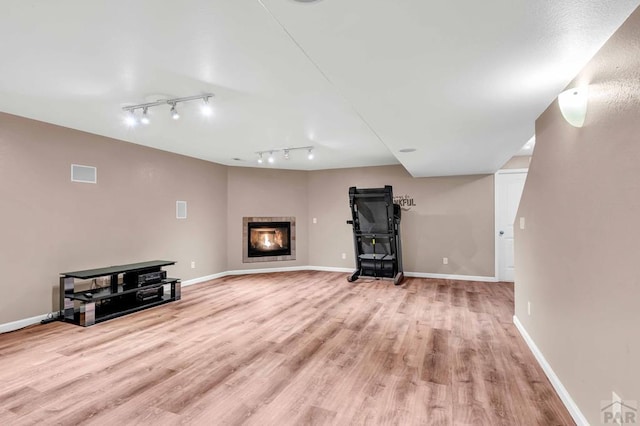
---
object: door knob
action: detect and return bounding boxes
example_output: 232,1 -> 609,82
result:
499,231 -> 504,236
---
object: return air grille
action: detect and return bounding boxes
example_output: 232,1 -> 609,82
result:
71,164 -> 97,184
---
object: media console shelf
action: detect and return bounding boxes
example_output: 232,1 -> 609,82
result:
60,260 -> 180,327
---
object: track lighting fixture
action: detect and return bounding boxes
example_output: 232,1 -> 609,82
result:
122,93 -> 213,125
255,146 -> 315,164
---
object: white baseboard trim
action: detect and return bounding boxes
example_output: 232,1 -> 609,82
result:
307,266 -> 354,273
304,267 -> 496,281
181,272 -> 229,287
513,315 -> 588,426
226,266 -> 310,275
222,267 -> 496,282
404,271 -> 498,282
0,313 -> 55,334
182,267 -> 313,286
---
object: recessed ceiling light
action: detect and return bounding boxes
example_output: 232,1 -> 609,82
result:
399,148 -> 416,153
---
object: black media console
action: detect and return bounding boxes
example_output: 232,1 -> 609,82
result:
60,260 -> 180,327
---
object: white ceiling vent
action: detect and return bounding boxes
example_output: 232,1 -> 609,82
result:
176,201 -> 187,219
71,164 -> 97,184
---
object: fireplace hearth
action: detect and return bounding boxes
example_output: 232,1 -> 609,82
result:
243,217 -> 296,263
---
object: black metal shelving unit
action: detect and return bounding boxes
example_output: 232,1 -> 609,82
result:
59,260 -> 180,327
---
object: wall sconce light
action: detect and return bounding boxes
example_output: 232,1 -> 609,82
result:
558,86 -> 588,128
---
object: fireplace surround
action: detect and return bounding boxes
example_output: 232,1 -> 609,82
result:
243,217 -> 296,263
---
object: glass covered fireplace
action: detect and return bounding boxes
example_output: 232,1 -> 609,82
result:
248,221 -> 291,257
243,217 -> 296,263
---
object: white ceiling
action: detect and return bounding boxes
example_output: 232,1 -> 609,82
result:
0,1 -> 638,176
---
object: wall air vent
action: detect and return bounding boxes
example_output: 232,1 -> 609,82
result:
71,164 -> 97,184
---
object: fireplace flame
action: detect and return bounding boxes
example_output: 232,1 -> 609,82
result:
249,225 -> 289,255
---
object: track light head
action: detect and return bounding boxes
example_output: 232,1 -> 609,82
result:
284,149 -> 290,160
307,148 -> 314,160
201,97 -> 213,117
170,104 -> 180,120
268,152 -> 275,163
125,110 -> 138,127
140,107 -> 150,125
257,153 -> 264,164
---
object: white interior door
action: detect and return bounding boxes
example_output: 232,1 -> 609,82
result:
496,171 -> 527,281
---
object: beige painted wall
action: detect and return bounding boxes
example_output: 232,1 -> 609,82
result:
0,112 -> 228,325
0,116 -> 496,326
515,8 -> 640,423
501,155 -> 530,169
226,167 -> 308,270
308,165 -> 495,277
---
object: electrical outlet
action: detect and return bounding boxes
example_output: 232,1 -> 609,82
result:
528,301 -> 531,316
341,253 -> 346,260
519,217 -> 526,230
313,217 -> 317,224
443,257 -> 448,265
191,261 -> 196,269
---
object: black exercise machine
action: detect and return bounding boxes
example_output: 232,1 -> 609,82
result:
346,185 -> 404,285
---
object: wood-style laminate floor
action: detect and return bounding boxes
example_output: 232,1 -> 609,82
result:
0,272 -> 574,425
